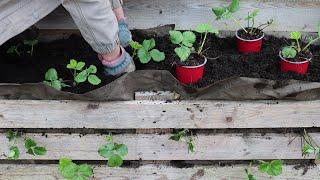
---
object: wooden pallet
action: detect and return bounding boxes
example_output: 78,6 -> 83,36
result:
0,99 -> 319,179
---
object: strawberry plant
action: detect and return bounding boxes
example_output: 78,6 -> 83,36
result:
195,23 -> 219,55
7,44 -> 21,56
43,68 -> 69,91
23,39 -> 38,56
59,158 -> 93,180
169,30 -> 196,61
98,134 -> 128,167
129,39 -> 165,64
245,160 -> 283,179
302,129 -> 320,161
67,59 -> 101,86
5,130 -> 47,160
169,129 -> 195,153
212,0 -> 272,36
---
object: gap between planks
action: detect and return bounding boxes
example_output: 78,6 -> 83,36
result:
0,133 -> 319,161
0,100 -> 320,129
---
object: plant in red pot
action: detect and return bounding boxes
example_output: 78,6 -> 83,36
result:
212,0 -> 273,53
280,28 -> 320,75
169,24 -> 218,84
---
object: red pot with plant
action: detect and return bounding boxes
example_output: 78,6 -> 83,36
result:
169,23 -> 219,84
279,30 -> 319,75
212,0 -> 273,53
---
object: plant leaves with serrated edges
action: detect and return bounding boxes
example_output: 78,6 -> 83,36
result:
25,138 -> 37,149
34,146 -> 47,156
175,46 -> 191,61
67,59 -> 78,69
88,75 -> 101,85
227,0 -> 239,13
45,68 -> 58,81
75,70 -> 88,83
182,31 -> 196,47
115,144 -> 128,157
8,146 -> 20,160
98,143 -> 115,158
76,62 -> 86,71
108,154 -> 123,167
87,65 -> 97,74
195,23 -> 219,34
142,39 -> 156,51
150,49 -> 165,62
138,48 -> 152,64
290,31 -> 301,40
78,164 -> 93,177
129,41 -> 143,50
169,31 -> 183,44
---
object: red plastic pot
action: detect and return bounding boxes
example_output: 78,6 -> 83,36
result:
176,58 -> 207,84
279,51 -> 311,75
236,29 -> 264,53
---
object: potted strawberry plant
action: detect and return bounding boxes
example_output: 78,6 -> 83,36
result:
169,23 -> 218,84
280,29 -> 320,74
212,0 -> 272,53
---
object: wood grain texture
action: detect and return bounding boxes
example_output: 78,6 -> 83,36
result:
0,164 -> 319,180
35,0 -> 320,32
0,133 -> 319,160
1,100 -> 320,129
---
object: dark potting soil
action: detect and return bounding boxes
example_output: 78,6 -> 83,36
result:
177,53 -> 205,66
0,29 -> 319,94
282,51 -> 313,63
237,28 -> 264,40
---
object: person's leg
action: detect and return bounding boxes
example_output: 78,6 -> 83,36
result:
61,0 -> 135,75
110,0 -> 132,47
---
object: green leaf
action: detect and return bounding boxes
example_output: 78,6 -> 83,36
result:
87,65 -> 97,74
50,80 -> 63,91
281,46 -> 297,58
105,134 -> 113,142
61,162 -> 78,179
195,23 -> 219,34
67,59 -> 78,69
137,48 -> 152,64
187,138 -> 195,153
34,146 -> 47,156
290,31 -> 302,40
76,62 -> 86,71
108,154 -> 123,167
142,39 -> 156,51
259,160 -> 283,176
212,7 -> 231,20
245,9 -> 259,20
7,46 -> 16,54
27,148 -> 35,156
227,0 -> 239,13
115,144 -> 128,157
24,39 -> 38,46
7,146 -> 20,160
182,31 -> 196,47
25,138 -> 37,149
302,144 -> 315,156
150,49 -> 165,62
169,31 -> 183,44
88,75 -> 101,85
175,46 -> 191,61
78,164 -> 93,177
98,143 -> 115,158
75,70 -> 88,83
129,41 -> 143,50
45,68 -> 58,81
6,130 -> 21,142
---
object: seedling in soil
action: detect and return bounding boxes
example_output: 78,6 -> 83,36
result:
43,68 -> 69,91
245,160 -> 283,179
212,0 -> 273,36
130,39 -> 165,64
98,133 -> 128,167
6,44 -> 21,56
169,129 -> 195,153
59,158 -> 93,180
5,130 -> 47,160
302,129 -> 320,161
281,26 -> 320,59
195,23 -> 219,55
169,30 -> 196,61
244,162 -> 256,180
23,39 -> 38,56
66,59 -> 101,86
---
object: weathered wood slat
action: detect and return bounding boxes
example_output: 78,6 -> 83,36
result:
1,100 -> 320,129
1,133 -> 319,160
0,164 -> 319,180
35,0 -> 320,32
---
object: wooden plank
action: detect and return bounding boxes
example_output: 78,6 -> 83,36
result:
134,91 -> 180,101
1,100 -> 320,129
0,133 -> 319,160
35,0 -> 320,32
0,164 -> 319,180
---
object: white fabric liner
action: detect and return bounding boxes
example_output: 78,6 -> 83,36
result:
0,0 -> 60,45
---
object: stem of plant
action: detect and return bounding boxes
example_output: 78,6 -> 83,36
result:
301,37 -> 320,52
197,31 -> 208,55
15,49 -> 20,56
231,15 -> 248,33
30,45 -> 34,56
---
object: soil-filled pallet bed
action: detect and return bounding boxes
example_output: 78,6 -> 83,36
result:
1,27 -> 319,94
0,99 -> 319,179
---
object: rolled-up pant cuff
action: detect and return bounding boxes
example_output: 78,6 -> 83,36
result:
92,39 -> 119,54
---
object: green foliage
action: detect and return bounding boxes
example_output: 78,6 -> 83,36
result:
287,26 -> 320,53
258,160 -> 283,176
169,129 -> 195,153
7,146 -> 20,160
25,138 -> 47,156
281,46 -> 297,59
290,31 -> 302,41
195,23 -> 219,54
67,59 -> 101,86
302,129 -> 320,161
59,158 -> 93,180
7,44 -> 21,56
130,39 -> 165,64
245,9 -> 259,21
43,68 -> 69,91
98,134 -> 128,167
169,30 -> 196,61
23,39 -> 38,56
212,0 -> 239,20
244,165 -> 256,180
6,130 -> 21,142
